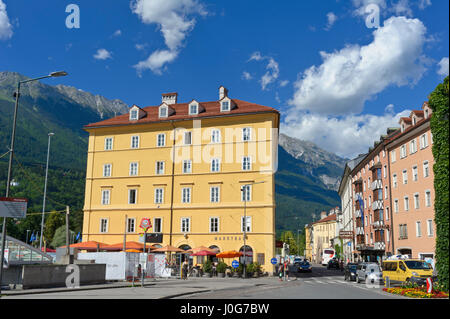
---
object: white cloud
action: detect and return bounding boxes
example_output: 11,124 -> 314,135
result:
134,49 -> 178,76
325,12 -> 338,30
248,52 -> 280,90
279,80 -> 289,87
281,108 -> 410,158
135,43 -> 147,51
352,0 -> 387,17
287,16 -> 427,116
384,103 -> 395,114
437,57 -> 449,77
418,0 -> 432,10
131,0 -> 206,74
391,0 -> 413,17
0,0 -> 13,40
113,29 -> 122,37
93,48 -> 112,60
242,71 -> 252,80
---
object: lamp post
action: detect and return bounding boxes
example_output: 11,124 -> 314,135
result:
240,181 -> 265,279
0,71 -> 68,294
39,132 -> 55,251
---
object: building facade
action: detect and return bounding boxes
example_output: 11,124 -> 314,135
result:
386,102 -> 436,260
82,87 -> 280,270
310,211 -> 337,264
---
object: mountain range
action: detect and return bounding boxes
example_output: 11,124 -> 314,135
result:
0,71 -> 345,235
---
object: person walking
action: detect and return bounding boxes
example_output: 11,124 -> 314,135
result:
278,262 -> 284,281
284,260 -> 290,281
182,259 -> 189,280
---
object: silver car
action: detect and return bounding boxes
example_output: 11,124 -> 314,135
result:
355,262 -> 383,284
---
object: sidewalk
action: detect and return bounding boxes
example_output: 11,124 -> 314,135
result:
1,276 -> 292,299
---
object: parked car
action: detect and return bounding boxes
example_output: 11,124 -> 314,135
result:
293,257 -> 303,266
327,257 -> 340,270
344,263 -> 358,281
297,260 -> 312,273
356,262 -> 383,284
382,259 -> 434,286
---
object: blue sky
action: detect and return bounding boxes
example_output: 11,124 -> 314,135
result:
0,0 -> 448,158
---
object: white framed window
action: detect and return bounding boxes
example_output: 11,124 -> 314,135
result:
189,103 -> 198,115
427,219 -> 433,237
402,170 -> 408,185
127,218 -> 136,233
129,162 -> 139,176
105,137 -> 114,151
181,217 -> 190,233
182,187 -> 191,204
211,158 -> 221,172
101,189 -> 110,205
369,195 -> 372,207
404,196 -> 409,211
383,165 -> 387,178
393,174 -> 398,188
386,229 -> 390,242
183,160 -> 192,174
184,131 -> 192,145
242,156 -> 252,171
386,207 -> 390,221
420,133 -> 428,149
209,217 -> 219,233
100,218 -> 109,233
384,186 -> 388,200
414,193 -> 419,209
416,221 -> 422,237
211,129 -> 221,143
221,100 -> 230,112
400,145 -> 407,158
412,166 -> 418,181
159,105 -> 168,118
157,133 -> 166,147
103,164 -> 112,177
382,150 -> 386,158
394,199 -> 399,213
242,127 -> 252,142
425,190 -> 431,207
156,161 -> 165,175
241,185 -> 252,202
155,188 -> 164,204
153,218 -> 162,233
241,216 -> 252,232
399,224 -> 408,239
363,181 -> 366,192
430,132 -> 433,144
130,109 -> 138,120
128,189 -> 137,204
410,139 -> 417,154
131,135 -> 140,149
210,186 -> 220,203
391,150 -> 396,163
423,161 -> 429,178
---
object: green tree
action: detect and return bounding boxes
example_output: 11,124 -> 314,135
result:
429,76 -> 449,291
51,225 -> 75,249
44,211 -> 66,247
280,231 -> 298,255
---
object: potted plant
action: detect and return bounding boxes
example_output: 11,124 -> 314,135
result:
245,263 -> 254,278
252,262 -> 262,278
217,262 -> 227,278
236,264 -> 243,277
203,259 -> 212,277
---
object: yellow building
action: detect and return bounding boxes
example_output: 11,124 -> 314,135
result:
304,224 -> 313,261
82,87 -> 280,270
310,212 -> 337,264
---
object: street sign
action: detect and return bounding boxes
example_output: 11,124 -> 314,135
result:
232,260 -> 239,268
0,197 -> 28,218
139,218 -> 152,231
270,258 -> 277,265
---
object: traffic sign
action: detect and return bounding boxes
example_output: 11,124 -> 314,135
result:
232,260 -> 239,268
139,218 -> 152,231
271,258 -> 277,265
0,197 -> 28,218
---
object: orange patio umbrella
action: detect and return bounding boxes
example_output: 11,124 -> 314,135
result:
186,245 -> 217,254
104,241 -> 148,251
152,245 -> 184,253
216,250 -> 243,258
60,241 -> 107,251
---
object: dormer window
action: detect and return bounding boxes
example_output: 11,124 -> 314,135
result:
401,124 -> 405,132
189,103 -> 198,115
412,117 -> 416,125
424,109 -> 429,118
159,105 -> 168,118
130,109 -> 138,121
221,101 -> 230,112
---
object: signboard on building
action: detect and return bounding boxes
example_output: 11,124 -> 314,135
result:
339,230 -> 354,239
0,197 -> 28,218
138,233 -> 163,243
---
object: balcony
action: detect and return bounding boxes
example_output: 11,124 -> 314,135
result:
374,241 -> 386,250
355,209 -> 362,218
372,220 -> 385,229
371,179 -> 383,191
372,200 -> 384,211
356,227 -> 365,235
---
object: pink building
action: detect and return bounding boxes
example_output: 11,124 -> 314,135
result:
386,102 -> 436,261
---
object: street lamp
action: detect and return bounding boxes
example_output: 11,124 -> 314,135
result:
39,133 -> 55,251
240,181 -> 265,279
0,71 -> 68,294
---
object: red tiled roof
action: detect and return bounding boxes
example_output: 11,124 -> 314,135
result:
312,214 -> 337,225
84,99 -> 279,129
411,110 -> 424,116
399,117 -> 412,123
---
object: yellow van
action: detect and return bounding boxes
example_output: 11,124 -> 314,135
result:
382,259 -> 433,285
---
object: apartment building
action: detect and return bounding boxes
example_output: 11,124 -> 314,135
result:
82,87 -> 280,269
386,102 -> 435,260
350,128 -> 400,262
310,210 -> 337,264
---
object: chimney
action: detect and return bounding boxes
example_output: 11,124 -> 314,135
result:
219,86 -> 228,100
320,211 -> 327,220
162,93 -> 178,105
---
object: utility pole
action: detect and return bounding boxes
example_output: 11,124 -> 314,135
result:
123,214 -> 127,252
65,206 -> 70,258
39,132 -> 54,251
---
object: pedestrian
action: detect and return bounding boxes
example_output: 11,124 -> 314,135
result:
182,259 -> 189,280
212,261 -> 218,277
278,262 -> 284,281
